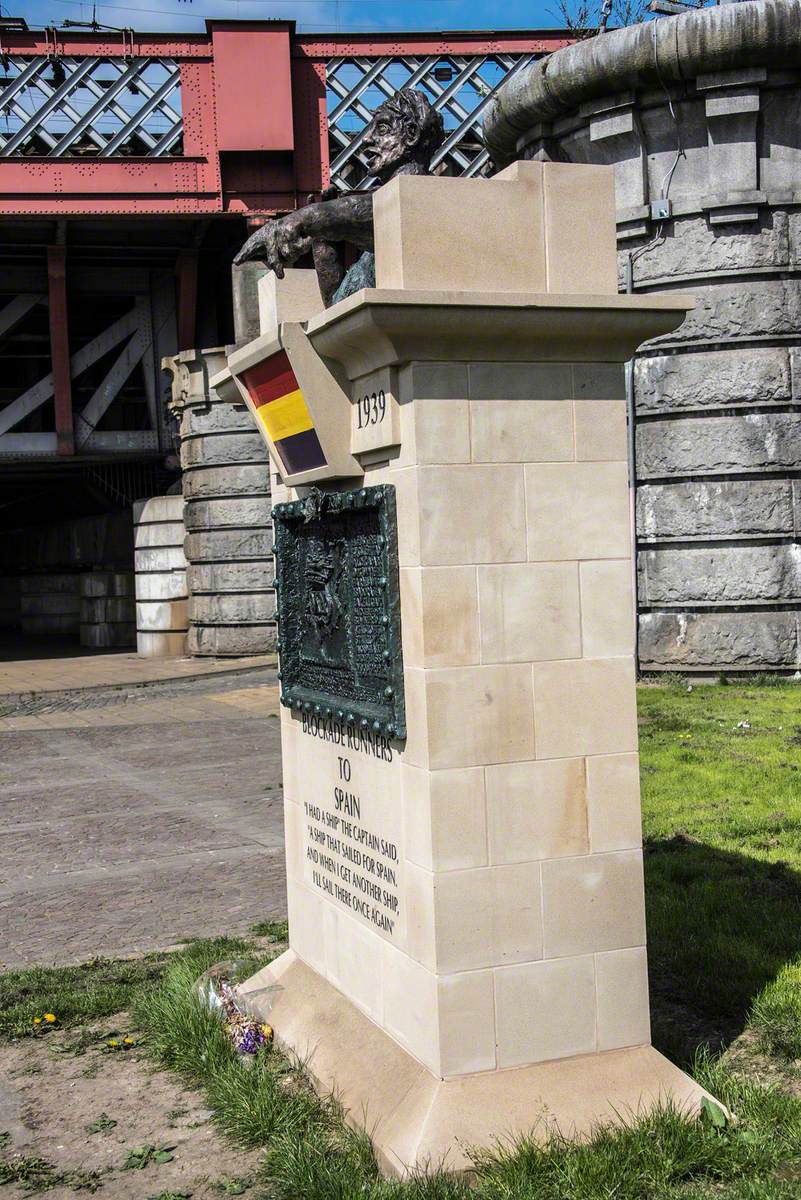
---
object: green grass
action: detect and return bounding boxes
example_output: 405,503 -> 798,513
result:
249,919 -> 289,942
0,937 -> 256,1039
638,680 -> 801,1062
638,680 -> 801,863
750,961 -> 801,1060
132,944 -> 329,1152
127,935 -> 801,1200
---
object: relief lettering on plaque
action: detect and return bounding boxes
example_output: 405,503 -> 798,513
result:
273,485 -> 405,738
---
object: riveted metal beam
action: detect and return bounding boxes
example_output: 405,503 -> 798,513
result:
325,52 -> 538,192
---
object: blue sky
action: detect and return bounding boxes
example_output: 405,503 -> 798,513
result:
15,0 -> 574,36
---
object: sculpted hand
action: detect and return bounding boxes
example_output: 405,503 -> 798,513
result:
233,212 -> 311,276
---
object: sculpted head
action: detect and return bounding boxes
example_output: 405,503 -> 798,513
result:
360,88 -> 444,182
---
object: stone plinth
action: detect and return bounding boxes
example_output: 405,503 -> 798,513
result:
235,167 -> 717,1175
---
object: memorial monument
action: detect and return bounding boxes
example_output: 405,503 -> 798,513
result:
220,93 -> 719,1175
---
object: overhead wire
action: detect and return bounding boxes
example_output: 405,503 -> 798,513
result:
40,0 -> 460,15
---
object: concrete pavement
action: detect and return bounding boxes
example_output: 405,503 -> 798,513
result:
0,663 -> 286,968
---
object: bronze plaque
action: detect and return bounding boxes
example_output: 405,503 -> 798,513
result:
273,485 -> 405,739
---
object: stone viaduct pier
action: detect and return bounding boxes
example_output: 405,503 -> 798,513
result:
485,0 -> 801,673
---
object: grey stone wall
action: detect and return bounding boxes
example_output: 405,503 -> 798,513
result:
163,348 -> 275,657
508,45 -> 801,670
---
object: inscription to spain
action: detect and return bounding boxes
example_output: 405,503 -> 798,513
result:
299,718 -> 403,943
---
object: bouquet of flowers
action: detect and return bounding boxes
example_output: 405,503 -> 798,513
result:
196,962 -> 274,1057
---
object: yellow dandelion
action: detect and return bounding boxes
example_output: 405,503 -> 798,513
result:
123,1037 -> 134,1045
43,1013 -> 56,1023
33,1017 -> 42,1025
108,1039 -> 119,1047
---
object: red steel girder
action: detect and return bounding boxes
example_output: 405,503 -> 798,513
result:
47,244 -> 74,457
0,24 -> 574,217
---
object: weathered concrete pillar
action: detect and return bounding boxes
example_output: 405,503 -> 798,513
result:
79,571 -> 135,649
163,348 -> 275,657
133,496 -> 188,658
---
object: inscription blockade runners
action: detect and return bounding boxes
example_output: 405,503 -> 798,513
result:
301,723 -> 403,941
272,483 -> 406,738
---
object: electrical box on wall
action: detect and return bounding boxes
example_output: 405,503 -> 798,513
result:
650,198 -> 672,221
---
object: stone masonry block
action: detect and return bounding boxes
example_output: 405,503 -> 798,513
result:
468,361 -> 573,401
634,346 -> 790,414
182,432 -> 269,469
182,463 -> 270,499
526,462 -> 630,561
188,623 -> 275,656
638,544 -> 801,605
400,362 -> 469,401
647,279 -> 801,347
188,592 -> 276,624
188,561 -> 274,594
638,611 -> 799,670
418,465 -> 526,566
184,528 -> 273,563
541,849 -> 646,959
637,480 -> 795,540
180,401 -> 254,437
627,212 -> 790,287
184,496 -> 271,531
636,413 -> 801,478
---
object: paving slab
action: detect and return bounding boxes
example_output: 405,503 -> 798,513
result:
0,668 -> 286,968
0,637 -> 276,698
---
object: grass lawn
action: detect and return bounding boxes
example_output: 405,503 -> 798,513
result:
2,681 -> 801,1198
638,680 -> 801,1065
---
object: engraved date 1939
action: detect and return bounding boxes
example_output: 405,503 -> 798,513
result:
356,389 -> 386,428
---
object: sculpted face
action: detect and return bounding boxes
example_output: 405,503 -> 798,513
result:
361,104 -> 410,181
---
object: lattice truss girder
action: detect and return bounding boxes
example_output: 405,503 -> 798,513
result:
0,55 -> 182,157
326,52 -> 537,191
0,293 -> 161,456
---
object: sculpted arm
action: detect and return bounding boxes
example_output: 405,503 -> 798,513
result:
234,194 -> 374,275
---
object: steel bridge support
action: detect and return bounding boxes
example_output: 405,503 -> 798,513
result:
47,244 -> 74,456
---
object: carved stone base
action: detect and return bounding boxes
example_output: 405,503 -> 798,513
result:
239,951 -> 716,1178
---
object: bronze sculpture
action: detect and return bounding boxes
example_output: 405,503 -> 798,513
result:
233,89 -> 444,307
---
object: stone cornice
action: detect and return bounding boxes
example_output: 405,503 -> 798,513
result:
305,288 -> 694,379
